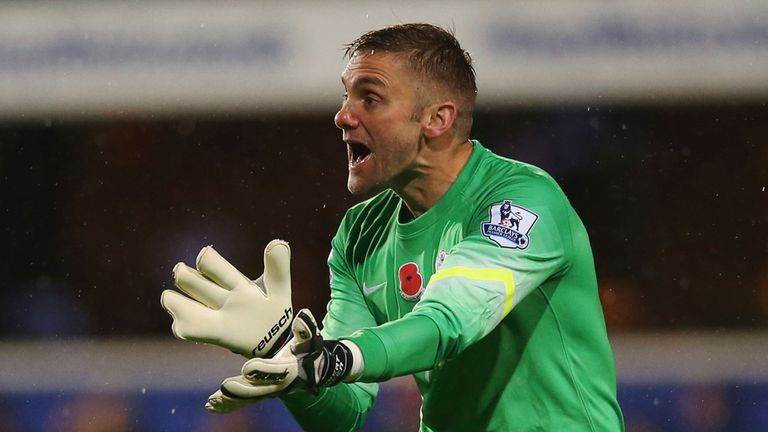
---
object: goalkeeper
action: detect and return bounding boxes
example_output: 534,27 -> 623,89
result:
162,23 -> 624,431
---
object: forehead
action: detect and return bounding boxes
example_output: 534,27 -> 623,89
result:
340,52 -> 415,88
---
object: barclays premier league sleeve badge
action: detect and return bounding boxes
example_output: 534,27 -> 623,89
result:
481,200 -> 539,249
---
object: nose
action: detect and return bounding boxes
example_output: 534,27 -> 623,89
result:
334,104 -> 359,130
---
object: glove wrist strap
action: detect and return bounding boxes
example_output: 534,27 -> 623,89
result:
317,340 -> 354,387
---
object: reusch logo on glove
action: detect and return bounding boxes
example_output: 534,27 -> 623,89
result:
254,307 -> 293,355
247,369 -> 290,382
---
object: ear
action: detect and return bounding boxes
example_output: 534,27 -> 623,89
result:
422,101 -> 457,140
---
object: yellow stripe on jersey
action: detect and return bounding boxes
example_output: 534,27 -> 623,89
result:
428,266 -> 516,316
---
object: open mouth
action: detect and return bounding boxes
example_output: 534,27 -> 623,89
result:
347,142 -> 372,167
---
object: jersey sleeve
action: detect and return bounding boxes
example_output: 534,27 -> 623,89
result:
321,236 -> 380,341
280,222 -> 380,431
412,184 -> 570,357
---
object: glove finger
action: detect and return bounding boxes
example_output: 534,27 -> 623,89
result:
221,375 -> 283,399
160,290 -> 220,343
292,308 -> 319,344
195,246 -> 254,293
242,356 -> 297,384
173,263 -> 228,309
205,388 -> 251,414
204,389 -> 230,414
262,239 -> 291,297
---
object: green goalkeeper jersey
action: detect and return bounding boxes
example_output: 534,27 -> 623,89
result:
284,141 -> 623,431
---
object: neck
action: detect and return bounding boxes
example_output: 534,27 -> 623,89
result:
395,138 -> 474,218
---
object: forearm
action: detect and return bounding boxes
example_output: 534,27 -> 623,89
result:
281,382 -> 376,432
344,314 -> 444,382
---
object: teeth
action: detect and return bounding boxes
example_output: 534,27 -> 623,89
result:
350,153 -> 369,166
347,142 -> 371,167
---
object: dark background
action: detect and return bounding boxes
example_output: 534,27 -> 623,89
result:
1,102 -> 767,338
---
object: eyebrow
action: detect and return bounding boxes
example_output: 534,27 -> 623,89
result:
341,75 -> 386,89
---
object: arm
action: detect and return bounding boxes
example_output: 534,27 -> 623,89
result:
219,183 -> 573,418
280,382 -> 375,432
278,236 -> 380,431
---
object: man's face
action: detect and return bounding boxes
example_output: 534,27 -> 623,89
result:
334,52 -> 425,195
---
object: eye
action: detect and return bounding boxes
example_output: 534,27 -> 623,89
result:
363,95 -> 378,106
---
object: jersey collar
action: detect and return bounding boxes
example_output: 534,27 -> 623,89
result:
395,140 -> 486,238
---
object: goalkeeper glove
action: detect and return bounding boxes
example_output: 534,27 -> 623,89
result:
160,239 -> 293,358
204,326 -> 299,414
205,308 -> 364,413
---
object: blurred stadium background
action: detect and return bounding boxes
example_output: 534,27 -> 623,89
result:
1,1 -> 767,431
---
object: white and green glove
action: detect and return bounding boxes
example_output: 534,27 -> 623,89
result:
160,239 -> 293,358
205,309 -> 364,414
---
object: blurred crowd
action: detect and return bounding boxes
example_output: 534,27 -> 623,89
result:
1,104 -> 766,339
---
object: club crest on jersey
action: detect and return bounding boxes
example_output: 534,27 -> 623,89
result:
481,200 -> 538,249
435,250 -> 448,272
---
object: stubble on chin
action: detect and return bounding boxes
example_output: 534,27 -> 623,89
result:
347,173 -> 386,197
